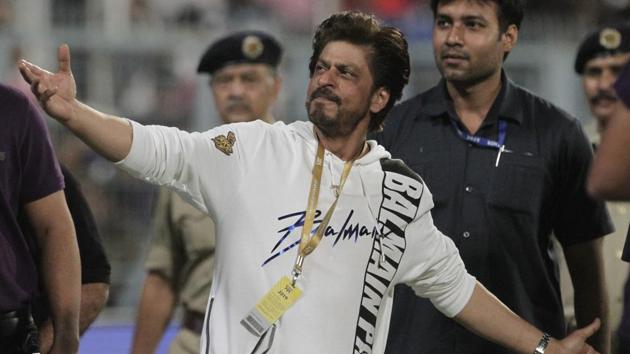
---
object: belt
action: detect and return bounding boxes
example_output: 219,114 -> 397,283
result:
0,307 -> 39,354
0,308 -> 29,320
182,310 -> 205,334
1,308 -> 31,337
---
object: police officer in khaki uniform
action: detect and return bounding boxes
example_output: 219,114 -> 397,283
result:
576,24 -> 630,133
574,23 -> 630,354
130,31 -> 283,354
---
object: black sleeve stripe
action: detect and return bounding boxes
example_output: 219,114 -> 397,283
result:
379,158 -> 424,184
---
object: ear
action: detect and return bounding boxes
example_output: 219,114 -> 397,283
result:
272,75 -> 282,99
370,87 -> 390,115
501,24 -> 518,53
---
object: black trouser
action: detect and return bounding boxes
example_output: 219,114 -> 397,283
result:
0,308 -> 39,354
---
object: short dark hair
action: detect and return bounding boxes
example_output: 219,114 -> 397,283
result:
430,0 -> 525,32
309,11 -> 410,132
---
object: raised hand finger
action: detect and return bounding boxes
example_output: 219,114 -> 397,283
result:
39,88 -> 58,105
19,60 -> 52,90
30,78 -> 51,98
58,44 -> 71,74
30,78 -> 41,98
19,59 -> 48,78
18,60 -> 37,84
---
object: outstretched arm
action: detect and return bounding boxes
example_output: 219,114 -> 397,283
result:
454,282 -> 600,354
19,44 -> 132,162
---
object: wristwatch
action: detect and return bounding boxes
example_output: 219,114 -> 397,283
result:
533,333 -> 551,354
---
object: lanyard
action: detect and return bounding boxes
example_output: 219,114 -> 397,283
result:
450,119 -> 510,167
291,143 -> 353,285
449,119 -> 507,149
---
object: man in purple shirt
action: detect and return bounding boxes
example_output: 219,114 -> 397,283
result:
0,83 -> 80,354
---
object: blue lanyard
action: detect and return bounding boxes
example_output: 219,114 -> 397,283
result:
449,119 -> 507,149
450,119 -> 509,167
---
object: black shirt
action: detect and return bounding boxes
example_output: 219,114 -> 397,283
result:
60,166 -> 111,284
375,72 -> 613,354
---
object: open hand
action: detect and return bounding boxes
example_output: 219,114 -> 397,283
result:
18,44 -> 77,123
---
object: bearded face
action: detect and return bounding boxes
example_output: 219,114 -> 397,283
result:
306,85 -> 369,138
305,41 -> 376,139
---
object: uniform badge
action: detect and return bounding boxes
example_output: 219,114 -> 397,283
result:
212,131 -> 236,156
242,35 -> 264,59
599,28 -> 622,50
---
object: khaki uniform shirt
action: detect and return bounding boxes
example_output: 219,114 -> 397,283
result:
145,188 -> 215,313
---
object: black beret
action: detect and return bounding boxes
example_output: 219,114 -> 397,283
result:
197,31 -> 282,75
575,24 -> 630,74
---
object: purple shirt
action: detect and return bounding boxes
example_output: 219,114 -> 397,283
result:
615,61 -> 630,108
0,84 -> 64,312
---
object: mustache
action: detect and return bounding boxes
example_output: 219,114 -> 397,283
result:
309,87 -> 341,105
590,91 -> 618,105
441,49 -> 469,60
226,100 -> 251,111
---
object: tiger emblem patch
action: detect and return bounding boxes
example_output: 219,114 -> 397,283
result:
212,131 -> 237,156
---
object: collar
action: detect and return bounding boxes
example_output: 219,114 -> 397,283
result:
420,70 -> 524,125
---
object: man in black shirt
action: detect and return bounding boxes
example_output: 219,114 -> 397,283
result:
375,1 -> 613,353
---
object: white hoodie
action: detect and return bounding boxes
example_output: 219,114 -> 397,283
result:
117,119 -> 476,354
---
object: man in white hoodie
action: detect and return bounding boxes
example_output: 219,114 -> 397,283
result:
20,11 -> 600,354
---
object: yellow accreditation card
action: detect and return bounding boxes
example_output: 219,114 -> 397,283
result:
240,276 -> 303,337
